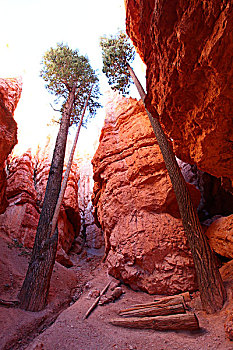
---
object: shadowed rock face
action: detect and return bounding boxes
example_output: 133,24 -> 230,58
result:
125,0 -> 233,190
0,78 -> 22,213
92,92 -> 199,294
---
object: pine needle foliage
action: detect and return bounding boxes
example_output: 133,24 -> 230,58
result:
100,32 -> 135,95
40,43 -> 101,126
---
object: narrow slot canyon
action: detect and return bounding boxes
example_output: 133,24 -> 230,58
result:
1,1 -> 233,349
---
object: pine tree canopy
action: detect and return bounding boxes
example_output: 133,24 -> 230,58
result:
100,32 -> 135,95
40,43 -> 101,126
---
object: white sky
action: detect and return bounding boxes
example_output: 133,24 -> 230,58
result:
0,0 -> 146,156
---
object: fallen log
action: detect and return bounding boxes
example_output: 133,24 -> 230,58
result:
131,292 -> 190,310
119,302 -> 185,318
154,291 -> 191,302
120,295 -> 188,315
110,313 -> 199,331
83,281 -> 111,320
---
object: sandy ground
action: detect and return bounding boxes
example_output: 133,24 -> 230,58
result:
24,263 -> 233,350
1,234 -> 233,350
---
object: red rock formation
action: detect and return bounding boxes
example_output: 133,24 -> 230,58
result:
35,141 -> 81,259
0,144 -> 81,265
125,0 -> 233,190
92,92 -> 199,294
0,152 -> 39,248
0,78 -> 22,213
205,214 -> 233,259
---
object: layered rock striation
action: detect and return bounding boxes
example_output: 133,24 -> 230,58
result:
125,0 -> 233,190
0,78 -> 22,213
92,92 -> 199,294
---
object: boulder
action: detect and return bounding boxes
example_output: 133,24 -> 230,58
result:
92,92 -> 198,294
205,214 -> 233,259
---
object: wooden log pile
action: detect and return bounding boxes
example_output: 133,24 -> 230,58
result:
110,292 -> 200,331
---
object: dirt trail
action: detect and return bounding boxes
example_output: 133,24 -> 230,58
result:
1,237 -> 233,350
24,255 -> 233,350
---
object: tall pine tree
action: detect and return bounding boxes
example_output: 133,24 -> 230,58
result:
100,32 -> 226,313
19,43 -> 100,311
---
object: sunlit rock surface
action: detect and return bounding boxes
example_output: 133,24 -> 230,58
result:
205,214 -> 233,259
0,78 -> 22,213
92,92 -> 198,294
125,0 -> 233,190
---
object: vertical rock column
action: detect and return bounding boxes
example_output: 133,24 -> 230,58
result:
0,78 -> 22,213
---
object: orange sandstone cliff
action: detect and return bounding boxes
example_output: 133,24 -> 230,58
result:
125,0 -> 233,191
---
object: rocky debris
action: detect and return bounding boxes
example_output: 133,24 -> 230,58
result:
99,279 -> 123,306
205,214 -> 233,259
125,0 -> 233,191
92,92 -> 199,294
99,286 -> 123,306
0,77 -> 22,213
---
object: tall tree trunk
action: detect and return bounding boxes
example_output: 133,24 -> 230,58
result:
18,85 -> 76,312
128,65 -> 226,313
50,85 -> 93,238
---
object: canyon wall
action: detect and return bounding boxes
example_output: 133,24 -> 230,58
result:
0,77 -> 102,264
0,138 -> 81,267
125,0 -> 233,191
92,92 -> 200,294
0,78 -> 22,213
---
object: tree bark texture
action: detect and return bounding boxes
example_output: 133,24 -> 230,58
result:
128,65 -> 226,314
118,303 -> 185,318
110,313 -> 199,331
120,294 -> 189,313
50,84 -> 93,238
18,85 -> 76,312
